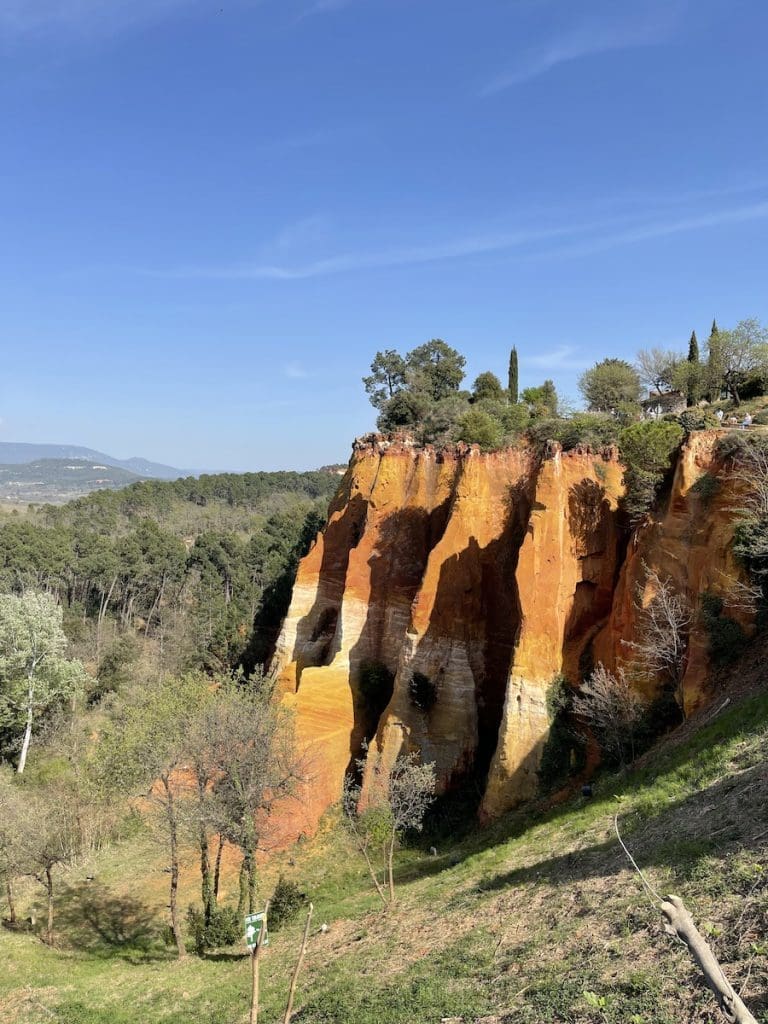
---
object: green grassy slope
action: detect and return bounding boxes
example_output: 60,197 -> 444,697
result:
2,690 -> 767,1024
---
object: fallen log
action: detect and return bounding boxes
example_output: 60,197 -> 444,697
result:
660,894 -> 758,1024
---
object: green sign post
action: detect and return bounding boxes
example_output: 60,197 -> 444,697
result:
245,911 -> 269,950
246,904 -> 270,1024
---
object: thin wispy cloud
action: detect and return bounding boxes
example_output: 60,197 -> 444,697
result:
307,0 -> 353,11
272,213 -> 334,253
283,360 -> 309,379
170,222 -> 596,281
0,0 -> 207,42
526,346 -> 590,371
254,129 -> 336,156
481,7 -> 678,95
532,201 -> 768,262
292,0 -> 356,24
160,197 -> 768,282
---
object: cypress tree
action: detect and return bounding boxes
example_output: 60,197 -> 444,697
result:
707,319 -> 723,403
688,330 -> 699,363
686,330 -> 700,407
508,347 -> 519,404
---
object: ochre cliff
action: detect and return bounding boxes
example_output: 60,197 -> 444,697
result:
272,431 -> 753,835
480,446 -> 625,819
592,431 -> 753,716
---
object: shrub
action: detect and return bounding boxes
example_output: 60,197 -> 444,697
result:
269,875 -> 306,930
715,431 -> 751,462
62,604 -> 88,643
521,380 -> 559,418
615,400 -> 643,426
634,687 -> 683,747
545,675 -> 571,721
537,675 -> 585,790
92,634 -> 140,703
409,671 -> 437,712
357,660 -> 395,735
186,904 -> 240,954
525,413 -> 621,452
619,420 -> 684,523
454,408 -> 503,451
718,434 -> 768,591
471,396 -> 531,442
733,517 -> 768,585
619,420 -> 684,474
700,593 -> 745,666
474,396 -> 508,421
752,409 -> 768,426
557,413 -> 620,451
622,467 -> 662,525
678,408 -> 719,433
572,664 -> 643,769
358,660 -> 395,707
690,472 -> 719,506
416,394 -> 470,446
739,372 -> 767,400
501,402 -> 531,434
525,417 -> 563,448
377,391 -> 430,432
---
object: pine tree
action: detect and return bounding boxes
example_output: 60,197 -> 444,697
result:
508,347 -> 519,404
686,330 -> 700,407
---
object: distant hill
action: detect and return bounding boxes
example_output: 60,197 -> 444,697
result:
0,459 -> 146,504
0,443 -> 185,480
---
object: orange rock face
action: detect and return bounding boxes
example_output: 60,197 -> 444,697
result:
272,431 -> 751,834
480,446 -> 625,819
592,431 -> 754,716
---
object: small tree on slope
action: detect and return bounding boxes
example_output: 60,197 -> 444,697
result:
98,673 -> 212,958
345,750 -> 436,905
0,767 -> 26,924
25,783 -> 82,945
203,680 -> 307,917
572,664 -> 643,769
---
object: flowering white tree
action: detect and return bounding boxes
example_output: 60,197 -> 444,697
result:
0,592 -> 87,773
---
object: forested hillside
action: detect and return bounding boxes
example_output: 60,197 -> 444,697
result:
0,470 -> 340,702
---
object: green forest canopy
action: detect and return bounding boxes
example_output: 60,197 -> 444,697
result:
0,470 -> 340,694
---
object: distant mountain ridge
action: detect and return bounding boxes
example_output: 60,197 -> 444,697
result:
0,458 -> 148,504
0,443 -> 186,480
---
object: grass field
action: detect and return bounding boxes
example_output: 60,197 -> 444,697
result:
2,690 -> 768,1024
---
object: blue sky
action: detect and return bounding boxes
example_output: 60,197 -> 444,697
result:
1,0 -> 767,471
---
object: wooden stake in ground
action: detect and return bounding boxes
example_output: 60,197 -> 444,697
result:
283,902 -> 314,1024
661,895 -> 758,1024
249,900 -> 270,1024
615,816 -> 759,1024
